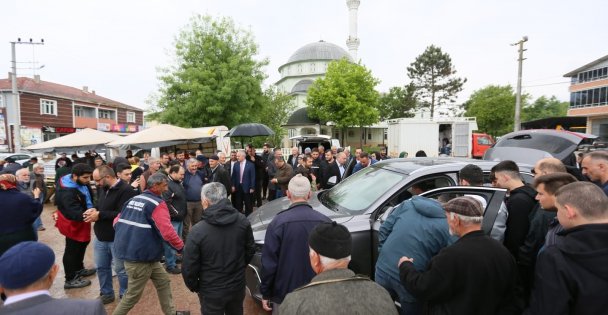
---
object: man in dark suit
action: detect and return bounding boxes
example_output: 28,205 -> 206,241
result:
0,241 -> 106,315
287,147 -> 300,170
209,155 -> 231,197
231,150 -> 256,216
320,151 -> 342,189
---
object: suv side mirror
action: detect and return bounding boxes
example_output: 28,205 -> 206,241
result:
327,176 -> 337,187
378,206 -> 395,224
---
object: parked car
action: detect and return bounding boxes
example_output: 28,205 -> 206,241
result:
483,129 -> 597,166
245,157 -> 534,302
0,152 -> 36,166
289,135 -> 340,153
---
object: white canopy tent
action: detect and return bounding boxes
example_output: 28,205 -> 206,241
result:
106,124 -> 215,150
24,128 -> 122,152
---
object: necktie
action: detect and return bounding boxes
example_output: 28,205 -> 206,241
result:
240,162 -> 245,184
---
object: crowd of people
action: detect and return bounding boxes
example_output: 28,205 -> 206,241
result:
1,146 -> 607,315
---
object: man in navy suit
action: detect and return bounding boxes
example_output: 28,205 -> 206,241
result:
232,150 -> 256,216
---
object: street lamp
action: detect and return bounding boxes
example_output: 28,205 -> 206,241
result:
511,36 -> 528,132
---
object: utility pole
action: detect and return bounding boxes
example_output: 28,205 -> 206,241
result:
9,38 -> 44,152
511,36 -> 528,132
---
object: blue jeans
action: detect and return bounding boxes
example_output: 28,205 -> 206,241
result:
94,238 -> 128,297
163,220 -> 183,269
375,268 -> 421,315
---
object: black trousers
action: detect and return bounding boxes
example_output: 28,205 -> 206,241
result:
63,237 -> 89,281
262,173 -> 269,199
267,188 -> 276,202
254,179 -> 263,206
199,289 -> 245,315
232,187 -> 253,216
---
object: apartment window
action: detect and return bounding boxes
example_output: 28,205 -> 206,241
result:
74,106 -> 96,118
40,99 -> 57,115
577,66 -> 608,83
127,111 -> 136,123
570,87 -> 608,108
0,95 -> 3,108
98,109 -> 114,119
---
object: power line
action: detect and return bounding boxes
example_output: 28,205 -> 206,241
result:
522,81 -> 570,88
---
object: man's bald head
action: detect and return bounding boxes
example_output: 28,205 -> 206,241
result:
534,157 -> 566,176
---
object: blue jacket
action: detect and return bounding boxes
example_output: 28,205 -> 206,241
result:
352,159 -> 378,174
376,196 -> 452,303
260,202 -> 330,303
114,191 -> 183,262
183,170 -> 206,201
231,160 -> 256,193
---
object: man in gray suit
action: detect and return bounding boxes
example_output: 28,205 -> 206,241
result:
0,242 -> 106,315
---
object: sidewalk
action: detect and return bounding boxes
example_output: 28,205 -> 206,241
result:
37,203 -> 267,315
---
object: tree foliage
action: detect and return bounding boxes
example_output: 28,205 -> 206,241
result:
522,96 -> 568,122
464,85 -> 517,137
407,45 -> 466,118
378,83 -> 417,120
252,87 -> 295,147
149,15 -> 268,128
307,59 -> 381,129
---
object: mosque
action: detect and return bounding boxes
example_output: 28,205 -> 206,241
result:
276,0 -> 387,149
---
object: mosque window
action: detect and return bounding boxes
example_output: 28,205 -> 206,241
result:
311,63 -> 316,72
298,64 -> 303,73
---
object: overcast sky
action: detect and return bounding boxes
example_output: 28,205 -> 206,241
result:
2,0 -> 607,111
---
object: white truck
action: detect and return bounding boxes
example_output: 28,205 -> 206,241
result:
386,117 -> 479,158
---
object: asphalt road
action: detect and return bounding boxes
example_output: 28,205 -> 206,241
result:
37,203 -> 268,315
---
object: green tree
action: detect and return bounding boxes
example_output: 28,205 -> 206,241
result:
149,15 -> 268,127
252,86 -> 296,147
306,59 -> 381,147
465,85 -> 517,136
407,45 -> 466,118
378,83 -> 417,120
522,96 -> 568,122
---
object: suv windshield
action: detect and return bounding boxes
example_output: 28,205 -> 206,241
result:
322,166 -> 407,214
495,134 -> 573,155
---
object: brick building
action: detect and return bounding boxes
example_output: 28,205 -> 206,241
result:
564,54 -> 608,139
0,75 -> 144,151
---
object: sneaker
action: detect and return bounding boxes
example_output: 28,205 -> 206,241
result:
76,268 -> 97,277
166,267 -> 181,274
64,277 -> 91,289
99,294 -> 115,304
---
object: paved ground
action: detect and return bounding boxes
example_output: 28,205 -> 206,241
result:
37,203 -> 268,315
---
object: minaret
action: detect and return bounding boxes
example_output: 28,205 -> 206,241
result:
346,0 -> 360,61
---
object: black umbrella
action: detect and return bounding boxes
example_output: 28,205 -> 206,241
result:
226,123 -> 275,137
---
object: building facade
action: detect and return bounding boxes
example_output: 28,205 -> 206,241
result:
564,54 -> 608,139
0,75 -> 143,151
276,41 -> 387,149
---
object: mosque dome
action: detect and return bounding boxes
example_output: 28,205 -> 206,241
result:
287,40 -> 353,64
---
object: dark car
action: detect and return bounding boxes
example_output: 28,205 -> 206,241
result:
483,129 -> 597,166
245,157 -> 534,302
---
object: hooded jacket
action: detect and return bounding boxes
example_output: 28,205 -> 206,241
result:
526,224 -> 608,315
376,196 -> 452,303
181,198 -> 255,298
503,184 -> 537,259
55,175 -> 94,242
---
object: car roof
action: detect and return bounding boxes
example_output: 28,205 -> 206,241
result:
374,157 -> 533,175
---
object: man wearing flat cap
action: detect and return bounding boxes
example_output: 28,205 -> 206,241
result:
0,242 -> 106,314
208,154 -> 231,197
398,197 -> 517,315
280,222 -> 397,314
